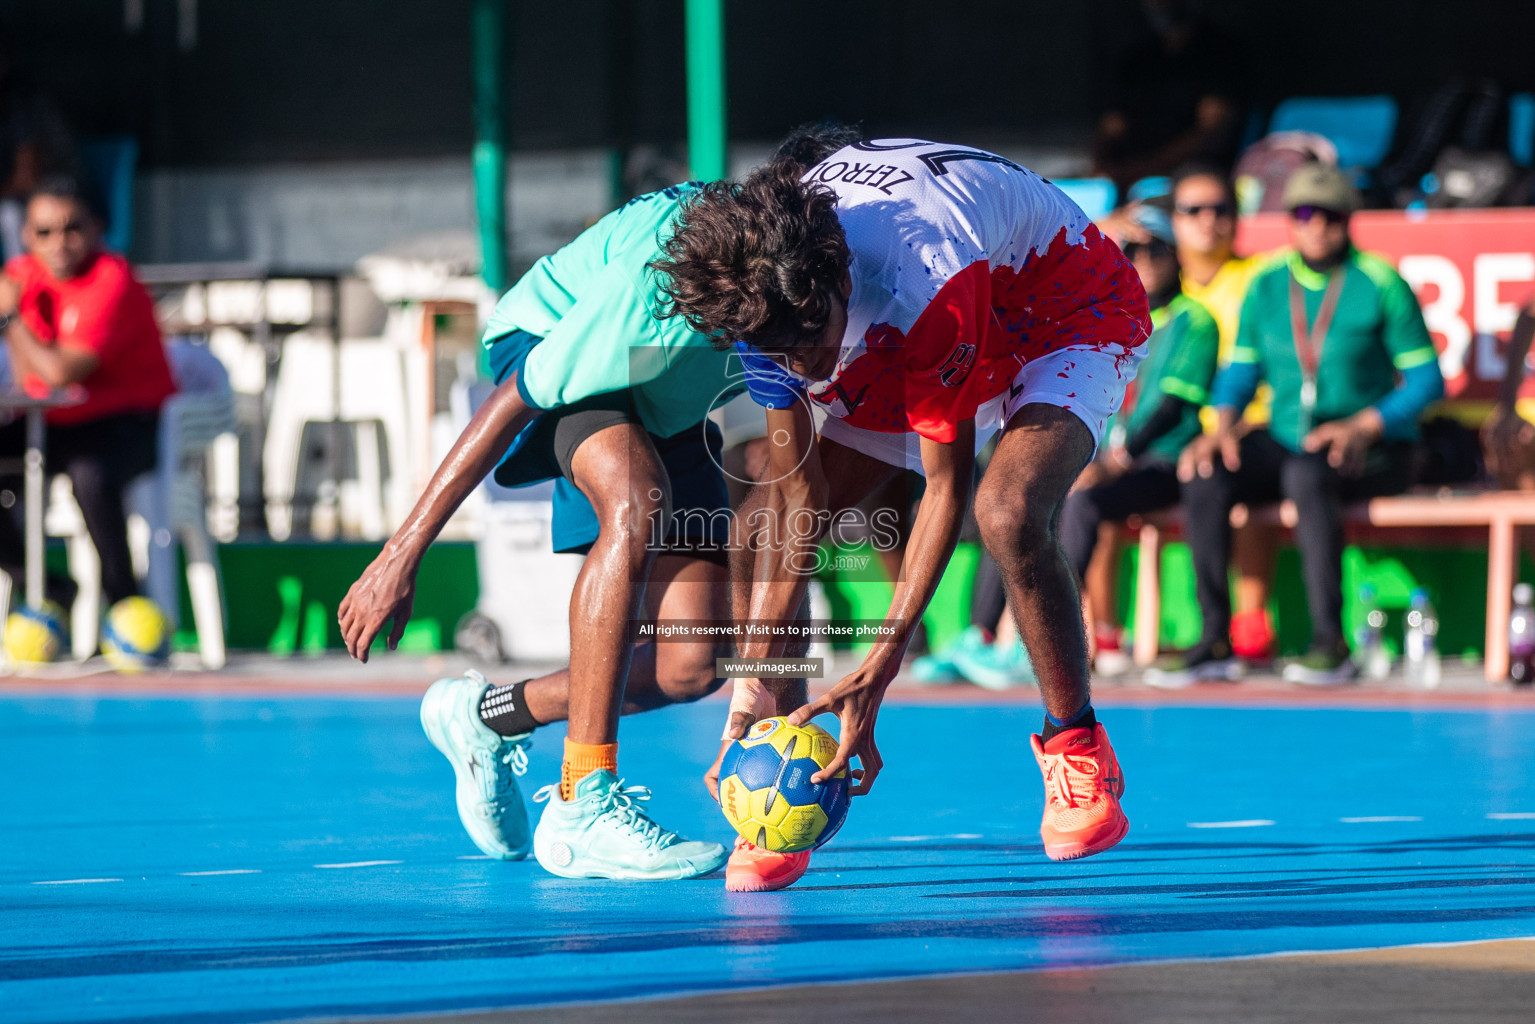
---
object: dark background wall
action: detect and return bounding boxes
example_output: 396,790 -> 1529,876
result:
5,0 -> 1534,167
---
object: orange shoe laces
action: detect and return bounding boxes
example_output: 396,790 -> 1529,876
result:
1039,748 -> 1102,808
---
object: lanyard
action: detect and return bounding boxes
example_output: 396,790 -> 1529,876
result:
1288,267 -> 1345,412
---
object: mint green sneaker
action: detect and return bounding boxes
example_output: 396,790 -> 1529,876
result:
911,625 -> 989,684
952,636 -> 1038,690
532,770 -> 727,880
420,670 -> 532,860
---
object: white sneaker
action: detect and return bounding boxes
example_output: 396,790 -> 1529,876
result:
532,770 -> 727,880
420,671 -> 532,860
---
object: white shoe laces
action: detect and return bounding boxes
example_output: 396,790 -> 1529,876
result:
534,778 -> 677,849
1039,750 -> 1100,808
500,741 -> 529,776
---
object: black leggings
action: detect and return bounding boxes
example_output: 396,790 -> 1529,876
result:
1180,429 -> 1413,650
1059,461 -> 1183,582
0,411 -> 159,607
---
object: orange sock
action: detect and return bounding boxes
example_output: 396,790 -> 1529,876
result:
561,740 -> 618,800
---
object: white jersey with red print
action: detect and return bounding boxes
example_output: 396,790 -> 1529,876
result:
739,138 -> 1150,459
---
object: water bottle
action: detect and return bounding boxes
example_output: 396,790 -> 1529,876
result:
1353,583 -> 1391,680
1404,588 -> 1441,689
1510,583 -> 1535,686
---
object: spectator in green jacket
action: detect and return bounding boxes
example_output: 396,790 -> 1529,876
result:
1166,165 -> 1445,687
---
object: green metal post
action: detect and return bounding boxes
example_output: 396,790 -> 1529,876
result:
684,0 -> 727,181
472,0 -> 509,293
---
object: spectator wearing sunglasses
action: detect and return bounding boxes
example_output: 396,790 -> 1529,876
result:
1162,164 -> 1443,687
1061,206 -> 1219,671
1173,165 -> 1287,664
1169,167 -> 1262,354
0,176 -> 175,610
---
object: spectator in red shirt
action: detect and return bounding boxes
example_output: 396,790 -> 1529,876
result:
0,176 -> 175,609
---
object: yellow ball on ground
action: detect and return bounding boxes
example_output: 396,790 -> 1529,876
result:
4,601 -> 69,663
102,596 -> 171,673
717,716 -> 851,853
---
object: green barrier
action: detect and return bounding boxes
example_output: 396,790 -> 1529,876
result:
221,541 -> 478,653
815,540 -> 980,653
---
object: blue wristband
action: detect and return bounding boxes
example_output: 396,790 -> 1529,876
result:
734,341 -> 806,410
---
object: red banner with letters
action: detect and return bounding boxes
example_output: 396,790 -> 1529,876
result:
1237,210 -> 1535,411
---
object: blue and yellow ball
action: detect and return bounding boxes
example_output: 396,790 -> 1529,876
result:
102,596 -> 170,673
4,601 -> 69,663
717,716 -> 850,853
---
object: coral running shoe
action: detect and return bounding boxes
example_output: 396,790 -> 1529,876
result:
1031,723 -> 1129,861
725,835 -> 811,892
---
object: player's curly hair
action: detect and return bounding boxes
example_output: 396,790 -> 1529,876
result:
651,121 -> 861,352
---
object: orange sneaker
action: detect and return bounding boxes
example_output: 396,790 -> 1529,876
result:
1031,723 -> 1129,861
724,835 -> 811,892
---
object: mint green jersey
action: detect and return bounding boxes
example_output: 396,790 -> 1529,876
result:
482,184 -> 741,439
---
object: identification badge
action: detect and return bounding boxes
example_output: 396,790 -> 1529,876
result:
1300,377 -> 1317,411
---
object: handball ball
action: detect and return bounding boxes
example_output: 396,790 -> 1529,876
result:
102,596 -> 170,673
4,601 -> 68,663
717,716 -> 850,853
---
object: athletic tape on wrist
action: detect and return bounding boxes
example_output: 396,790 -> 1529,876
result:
723,678 -> 778,739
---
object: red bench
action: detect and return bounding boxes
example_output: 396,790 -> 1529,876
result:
1129,491 -> 1535,681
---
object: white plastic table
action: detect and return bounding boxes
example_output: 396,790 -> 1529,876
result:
0,392 -> 79,608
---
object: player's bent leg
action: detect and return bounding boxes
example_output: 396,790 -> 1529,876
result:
420,669 -> 533,860
644,554 -> 731,707
980,402 -> 1129,861
531,423 -> 726,880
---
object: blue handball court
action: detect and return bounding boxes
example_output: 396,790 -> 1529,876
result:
4,671 -> 1535,1023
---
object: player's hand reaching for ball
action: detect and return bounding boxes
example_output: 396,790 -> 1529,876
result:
338,546 -> 420,662
703,714 -> 756,801
788,657 -> 897,796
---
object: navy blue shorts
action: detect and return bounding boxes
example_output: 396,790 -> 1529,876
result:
487,330 -> 731,562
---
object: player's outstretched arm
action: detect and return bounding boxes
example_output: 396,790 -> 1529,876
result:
733,404 -> 828,660
789,422 -> 975,795
339,375 -> 538,661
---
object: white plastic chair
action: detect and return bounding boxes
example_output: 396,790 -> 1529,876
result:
47,343 -> 236,667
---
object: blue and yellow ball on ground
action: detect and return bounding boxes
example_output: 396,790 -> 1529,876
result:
717,716 -> 850,852
102,596 -> 171,672
3,601 -> 69,663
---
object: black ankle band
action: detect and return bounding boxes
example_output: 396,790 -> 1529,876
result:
479,680 -> 539,737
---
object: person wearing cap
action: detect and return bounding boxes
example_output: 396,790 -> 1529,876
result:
1164,164 -> 1444,687
1060,205 -> 1220,656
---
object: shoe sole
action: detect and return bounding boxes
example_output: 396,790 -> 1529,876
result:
420,679 -> 529,862
725,859 -> 810,892
534,849 -> 728,881
1144,659 -> 1244,690
1043,811 -> 1130,862
1284,665 -> 1359,686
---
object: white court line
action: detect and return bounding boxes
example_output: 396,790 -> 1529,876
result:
314,860 -> 403,869
1187,820 -> 1276,829
1340,816 -> 1422,823
180,869 -> 261,876
33,878 -> 122,885
1487,812 -> 1535,820
888,833 -> 984,842
456,855 -> 492,861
